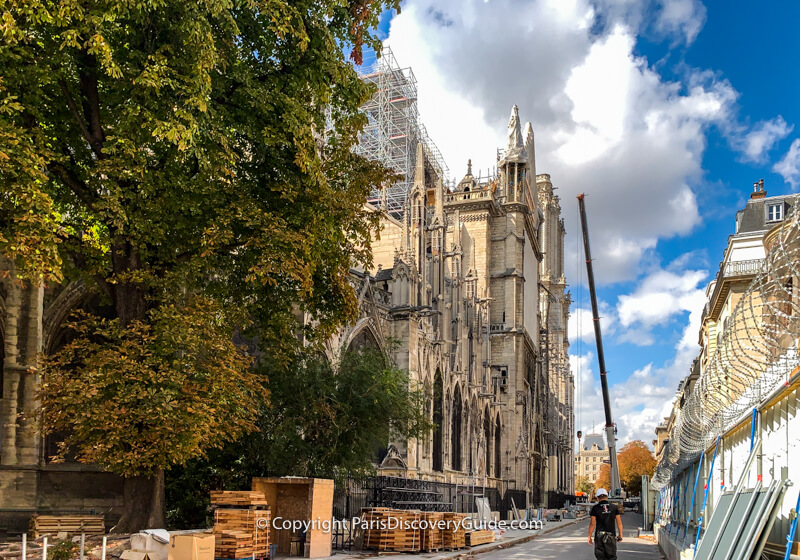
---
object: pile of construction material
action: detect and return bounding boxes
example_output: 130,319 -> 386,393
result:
360,508 -> 422,552
420,512 -> 444,552
441,512 -> 468,549
359,508 -> 474,553
29,514 -> 105,538
211,491 -> 271,559
465,529 -> 494,546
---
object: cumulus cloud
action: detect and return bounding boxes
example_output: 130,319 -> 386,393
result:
730,116 -> 794,163
568,303 -> 617,344
384,0 -> 737,284
617,268 -> 707,329
378,0 -> 787,447
774,139 -> 800,189
572,257 -> 707,445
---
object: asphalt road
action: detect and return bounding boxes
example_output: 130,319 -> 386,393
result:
478,513 -> 664,560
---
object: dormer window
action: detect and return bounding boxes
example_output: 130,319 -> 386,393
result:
767,202 -> 784,222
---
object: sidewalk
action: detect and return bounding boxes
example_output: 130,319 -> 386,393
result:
305,516 -> 586,560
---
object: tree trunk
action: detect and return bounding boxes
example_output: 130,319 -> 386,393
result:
109,238 -> 164,532
113,468 -> 166,532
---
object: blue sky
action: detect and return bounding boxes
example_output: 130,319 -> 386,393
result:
368,0 -> 800,446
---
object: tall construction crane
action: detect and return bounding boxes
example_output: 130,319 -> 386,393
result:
577,193 -> 622,498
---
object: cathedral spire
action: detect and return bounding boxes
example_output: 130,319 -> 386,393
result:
500,105 -> 526,165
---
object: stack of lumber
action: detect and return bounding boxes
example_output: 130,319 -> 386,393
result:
420,512 -> 444,552
29,515 -> 105,538
211,491 -> 270,559
466,530 -> 494,546
360,508 -> 422,552
211,491 -> 269,507
214,531 -> 255,559
441,513 -> 468,549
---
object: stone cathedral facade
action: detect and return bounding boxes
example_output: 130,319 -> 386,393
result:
0,107 -> 573,525
330,106 -> 574,504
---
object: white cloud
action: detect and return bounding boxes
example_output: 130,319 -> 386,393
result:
384,0 -> 738,284
617,268 -> 707,329
654,0 -> 707,44
379,0 -> 784,447
730,116 -> 794,163
774,139 -> 800,189
568,303 -> 616,344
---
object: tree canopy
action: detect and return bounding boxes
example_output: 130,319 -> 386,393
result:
618,440 -> 657,496
165,345 -> 433,528
594,463 -> 611,494
593,440 -> 656,497
2,0 -> 398,529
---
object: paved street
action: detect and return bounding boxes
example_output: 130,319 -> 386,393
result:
478,514 -> 663,560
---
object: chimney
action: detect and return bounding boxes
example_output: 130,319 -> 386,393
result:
750,178 -> 766,199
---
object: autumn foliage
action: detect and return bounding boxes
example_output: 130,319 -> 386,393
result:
40,297 -> 264,476
618,440 -> 657,495
593,440 -> 657,496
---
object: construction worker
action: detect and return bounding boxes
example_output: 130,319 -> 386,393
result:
587,488 -> 623,560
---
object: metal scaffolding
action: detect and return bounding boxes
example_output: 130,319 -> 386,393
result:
356,48 -> 449,217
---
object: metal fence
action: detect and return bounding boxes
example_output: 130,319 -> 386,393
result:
331,475 -> 531,550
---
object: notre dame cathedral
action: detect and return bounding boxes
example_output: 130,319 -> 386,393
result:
0,106 -> 573,527
328,106 -> 574,505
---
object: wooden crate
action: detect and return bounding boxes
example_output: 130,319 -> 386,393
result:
29,515 -> 105,538
466,529 -> 494,546
211,491 -> 269,508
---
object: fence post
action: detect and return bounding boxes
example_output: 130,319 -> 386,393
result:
694,437 -> 721,557
684,459 -> 703,549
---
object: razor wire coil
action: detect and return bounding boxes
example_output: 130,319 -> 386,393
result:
652,206 -> 800,489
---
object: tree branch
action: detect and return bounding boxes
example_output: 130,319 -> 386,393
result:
48,162 -> 99,212
58,79 -> 95,151
54,229 -> 115,300
78,54 -> 106,158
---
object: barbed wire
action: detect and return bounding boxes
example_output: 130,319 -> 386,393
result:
652,206 -> 800,488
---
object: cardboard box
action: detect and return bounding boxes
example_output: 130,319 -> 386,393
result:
121,552 -> 152,560
167,534 -> 215,560
131,534 -> 168,560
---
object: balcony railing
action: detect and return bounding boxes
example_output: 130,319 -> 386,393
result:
721,258 -> 765,277
444,188 -> 491,204
705,258 -> 765,321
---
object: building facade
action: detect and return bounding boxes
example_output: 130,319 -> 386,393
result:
651,181 -> 800,558
574,433 -> 607,484
332,106 -> 574,505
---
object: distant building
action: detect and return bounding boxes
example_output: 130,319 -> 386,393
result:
574,432 -> 608,483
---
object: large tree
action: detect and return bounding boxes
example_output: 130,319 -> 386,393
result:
593,441 -> 657,497
594,463 -> 611,494
165,346 -> 434,528
618,440 -> 657,496
1,0 -> 396,530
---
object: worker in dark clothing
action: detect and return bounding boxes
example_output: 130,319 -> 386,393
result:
588,488 -> 623,560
